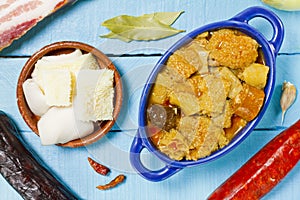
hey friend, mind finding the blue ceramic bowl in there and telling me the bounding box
[130,6,284,182]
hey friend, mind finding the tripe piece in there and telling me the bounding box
[176,40,209,74]
[206,29,259,69]
[231,84,265,121]
[22,78,50,116]
[217,67,243,99]
[41,69,72,106]
[38,106,94,145]
[166,53,198,79]
[74,69,114,122]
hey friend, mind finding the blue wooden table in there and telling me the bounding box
[1,0,300,199]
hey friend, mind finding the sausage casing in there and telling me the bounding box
[208,119,300,199]
[0,111,78,200]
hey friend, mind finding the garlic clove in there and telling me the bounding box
[280,81,297,125]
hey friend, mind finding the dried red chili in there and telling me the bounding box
[96,174,126,190]
[208,119,300,199]
[88,157,110,176]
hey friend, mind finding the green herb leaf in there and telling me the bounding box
[100,32,132,42]
[143,11,184,25]
[101,11,185,42]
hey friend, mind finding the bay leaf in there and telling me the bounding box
[143,11,184,25]
[100,32,132,42]
[101,12,185,42]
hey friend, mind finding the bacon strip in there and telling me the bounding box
[0,0,77,51]
[0,1,43,24]
[0,0,17,12]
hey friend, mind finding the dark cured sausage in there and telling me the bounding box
[208,119,300,199]
[0,111,78,200]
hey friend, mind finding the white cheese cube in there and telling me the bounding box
[94,69,114,120]
[41,69,72,106]
[32,51,99,91]
[74,69,114,122]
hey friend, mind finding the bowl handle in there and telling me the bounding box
[130,131,182,182]
[230,6,284,55]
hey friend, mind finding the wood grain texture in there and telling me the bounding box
[1,55,299,132]
[0,0,299,56]
[1,0,300,199]
[1,130,299,200]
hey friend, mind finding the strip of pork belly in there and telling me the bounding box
[0,0,77,51]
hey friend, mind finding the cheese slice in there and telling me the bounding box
[74,69,114,122]
[94,69,114,120]
[32,51,99,91]
[41,69,72,106]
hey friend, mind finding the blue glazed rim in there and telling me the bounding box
[130,6,284,182]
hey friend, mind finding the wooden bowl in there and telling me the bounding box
[17,41,122,147]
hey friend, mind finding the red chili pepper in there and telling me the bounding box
[208,119,300,199]
[96,174,126,190]
[87,157,110,176]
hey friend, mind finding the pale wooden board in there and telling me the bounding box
[0,0,299,56]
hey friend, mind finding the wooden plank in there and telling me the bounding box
[1,1,300,200]
[258,54,300,129]
[0,0,299,56]
[1,129,299,200]
[0,55,300,132]
[0,58,29,130]
[0,56,160,132]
